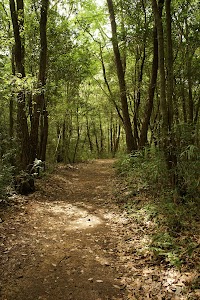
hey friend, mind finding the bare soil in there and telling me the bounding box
[0,159,199,300]
[0,160,127,300]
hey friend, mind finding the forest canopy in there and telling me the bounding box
[0,0,199,198]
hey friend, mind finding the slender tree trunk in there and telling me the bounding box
[30,0,49,163]
[72,108,80,163]
[107,0,136,152]
[94,126,100,156]
[181,81,187,123]
[39,107,49,161]
[139,26,158,148]
[185,17,194,123]
[86,117,93,152]
[166,0,173,128]
[194,98,200,125]
[9,0,30,170]
[139,0,165,149]
[134,0,147,146]
[10,46,15,140]
[152,0,168,137]
[99,116,104,154]
[113,124,121,156]
[152,0,179,186]
[166,0,178,184]
[100,44,124,124]
[134,45,146,146]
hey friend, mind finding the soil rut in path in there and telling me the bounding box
[0,160,127,300]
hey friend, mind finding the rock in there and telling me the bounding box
[14,173,35,195]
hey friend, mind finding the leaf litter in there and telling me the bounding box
[0,159,199,300]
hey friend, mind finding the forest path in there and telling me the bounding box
[0,159,128,300]
[1,160,197,300]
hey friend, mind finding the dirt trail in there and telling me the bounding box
[0,160,127,300]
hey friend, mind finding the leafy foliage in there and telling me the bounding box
[0,158,14,199]
[115,151,200,267]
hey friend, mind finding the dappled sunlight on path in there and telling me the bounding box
[0,160,126,300]
[0,159,198,300]
[33,202,102,231]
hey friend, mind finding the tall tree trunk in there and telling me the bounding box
[86,117,93,152]
[185,17,194,124]
[99,116,104,154]
[166,0,173,128]
[39,106,49,161]
[107,0,136,152]
[134,0,147,146]
[139,26,158,148]
[166,0,177,184]
[72,107,80,163]
[152,0,168,138]
[113,124,121,157]
[10,46,15,140]
[99,44,124,123]
[30,0,49,163]
[181,81,187,123]
[152,0,178,186]
[9,0,30,170]
[139,1,164,149]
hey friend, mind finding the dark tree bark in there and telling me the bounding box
[107,0,137,152]
[133,0,147,146]
[166,0,174,128]
[9,0,30,170]
[99,116,104,154]
[139,26,158,148]
[39,105,49,161]
[10,46,15,140]
[185,17,194,123]
[30,0,49,163]
[139,0,165,148]
[152,0,168,137]
[152,0,179,186]
[99,44,124,124]
[86,117,93,152]
[166,0,178,184]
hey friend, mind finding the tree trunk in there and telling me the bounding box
[39,107,49,161]
[139,26,158,148]
[10,46,15,140]
[152,0,168,137]
[166,0,173,128]
[99,44,124,123]
[133,0,147,146]
[166,0,178,184]
[30,0,49,163]
[113,124,121,157]
[9,0,30,170]
[107,0,136,152]
[185,17,194,123]
[86,117,93,152]
[139,0,165,149]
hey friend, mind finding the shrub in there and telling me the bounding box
[0,160,13,199]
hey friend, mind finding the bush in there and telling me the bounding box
[0,160,13,199]
[115,149,169,193]
[178,144,200,199]
[114,147,200,267]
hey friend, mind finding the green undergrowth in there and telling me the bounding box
[114,150,200,269]
[0,158,14,200]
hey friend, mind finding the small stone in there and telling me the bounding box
[88,278,93,281]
